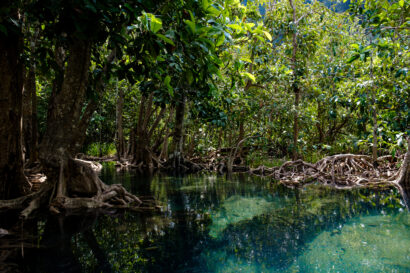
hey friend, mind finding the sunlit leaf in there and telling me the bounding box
[262,31,272,41]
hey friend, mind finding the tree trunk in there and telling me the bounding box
[293,89,300,160]
[127,129,135,159]
[23,65,38,164]
[1,36,141,216]
[115,80,124,161]
[236,120,245,163]
[26,40,141,214]
[289,0,300,161]
[159,107,174,160]
[133,131,153,168]
[22,69,33,162]
[39,39,92,164]
[30,66,39,164]
[170,97,186,171]
[369,42,378,162]
[38,39,95,200]
[132,93,155,168]
[397,139,410,206]
[217,128,223,150]
[0,11,30,199]
[316,101,324,143]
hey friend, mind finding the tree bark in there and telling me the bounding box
[397,139,410,206]
[132,93,153,168]
[158,107,174,160]
[369,41,378,162]
[30,66,39,163]
[22,68,33,162]
[115,80,124,161]
[39,39,92,164]
[23,65,38,164]
[170,97,186,170]
[0,9,30,199]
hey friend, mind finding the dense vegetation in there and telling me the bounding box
[0,0,409,212]
[0,1,409,272]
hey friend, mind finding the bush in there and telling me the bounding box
[85,142,117,157]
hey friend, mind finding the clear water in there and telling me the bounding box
[22,164,409,272]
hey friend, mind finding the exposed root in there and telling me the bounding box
[0,157,159,219]
[251,154,404,190]
[163,156,204,174]
[49,158,143,212]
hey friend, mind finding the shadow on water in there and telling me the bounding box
[2,165,409,272]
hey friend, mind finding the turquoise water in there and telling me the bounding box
[23,166,409,272]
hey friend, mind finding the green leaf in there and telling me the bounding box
[227,24,242,31]
[399,0,404,7]
[347,54,360,64]
[262,31,272,41]
[239,57,252,63]
[186,70,194,85]
[350,43,360,50]
[255,35,265,43]
[164,75,173,97]
[241,72,256,83]
[155,33,175,46]
[149,15,162,33]
[202,0,209,9]
[216,34,225,47]
[185,20,196,33]
[206,6,221,16]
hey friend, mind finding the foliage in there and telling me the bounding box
[14,0,408,161]
[84,142,117,157]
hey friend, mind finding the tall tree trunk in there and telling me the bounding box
[23,26,39,165]
[236,120,245,163]
[397,138,410,207]
[0,10,30,199]
[22,69,33,162]
[30,66,39,163]
[369,44,378,162]
[316,101,324,143]
[23,65,38,164]
[159,107,174,160]
[217,128,223,150]
[170,97,186,170]
[115,80,124,161]
[39,38,92,175]
[132,93,154,168]
[293,90,300,160]
[127,129,135,159]
[290,0,300,161]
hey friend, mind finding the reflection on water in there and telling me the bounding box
[20,165,408,272]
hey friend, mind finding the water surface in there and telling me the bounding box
[23,165,409,272]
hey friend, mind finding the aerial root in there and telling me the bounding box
[248,154,403,189]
